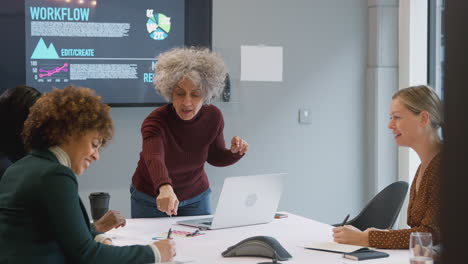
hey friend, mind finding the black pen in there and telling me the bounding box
[341,214,350,226]
[167,228,172,239]
[187,229,200,237]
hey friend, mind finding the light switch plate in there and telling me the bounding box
[299,108,312,124]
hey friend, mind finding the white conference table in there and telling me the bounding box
[107,212,409,264]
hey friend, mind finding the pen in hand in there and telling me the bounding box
[167,228,172,239]
[340,214,350,226]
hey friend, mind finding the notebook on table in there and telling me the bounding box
[176,173,286,230]
[303,242,389,261]
[303,241,364,253]
[343,248,389,261]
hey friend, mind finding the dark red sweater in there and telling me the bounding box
[131,104,243,201]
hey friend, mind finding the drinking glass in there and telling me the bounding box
[410,232,433,264]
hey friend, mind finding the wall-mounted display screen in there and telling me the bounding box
[18,0,212,106]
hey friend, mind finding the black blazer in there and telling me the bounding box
[0,152,13,181]
[0,150,155,263]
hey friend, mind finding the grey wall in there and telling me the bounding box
[78,0,369,224]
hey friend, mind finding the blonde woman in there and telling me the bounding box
[333,85,442,249]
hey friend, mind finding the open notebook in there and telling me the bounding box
[302,241,389,261]
[303,241,366,253]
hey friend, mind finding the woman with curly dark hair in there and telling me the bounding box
[0,86,175,263]
[0,85,127,234]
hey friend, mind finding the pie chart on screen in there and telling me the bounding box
[146,13,171,40]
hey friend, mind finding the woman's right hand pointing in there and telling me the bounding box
[156,184,179,216]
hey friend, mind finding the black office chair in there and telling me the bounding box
[333,181,409,230]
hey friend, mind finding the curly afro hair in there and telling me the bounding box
[22,85,113,150]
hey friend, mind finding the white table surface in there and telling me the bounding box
[107,212,409,264]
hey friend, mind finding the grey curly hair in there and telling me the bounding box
[154,47,227,103]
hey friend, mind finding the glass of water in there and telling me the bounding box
[410,232,433,264]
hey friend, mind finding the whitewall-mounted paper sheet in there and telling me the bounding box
[240,45,283,82]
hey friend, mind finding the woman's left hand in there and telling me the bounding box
[332,225,370,247]
[94,210,126,233]
[101,238,113,245]
[230,136,249,155]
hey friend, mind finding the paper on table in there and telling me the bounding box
[303,241,366,253]
[162,256,195,263]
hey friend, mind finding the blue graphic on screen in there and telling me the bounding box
[25,0,186,104]
[31,38,60,59]
[146,9,171,40]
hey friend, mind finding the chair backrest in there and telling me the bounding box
[347,181,409,230]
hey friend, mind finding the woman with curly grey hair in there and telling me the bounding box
[131,47,249,218]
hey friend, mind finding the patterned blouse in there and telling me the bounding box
[368,153,441,249]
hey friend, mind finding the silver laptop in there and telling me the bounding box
[176,173,286,230]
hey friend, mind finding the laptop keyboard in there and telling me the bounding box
[177,217,213,228]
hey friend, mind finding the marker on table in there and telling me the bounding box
[341,214,350,226]
[167,228,172,239]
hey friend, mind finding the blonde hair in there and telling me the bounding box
[392,85,443,129]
